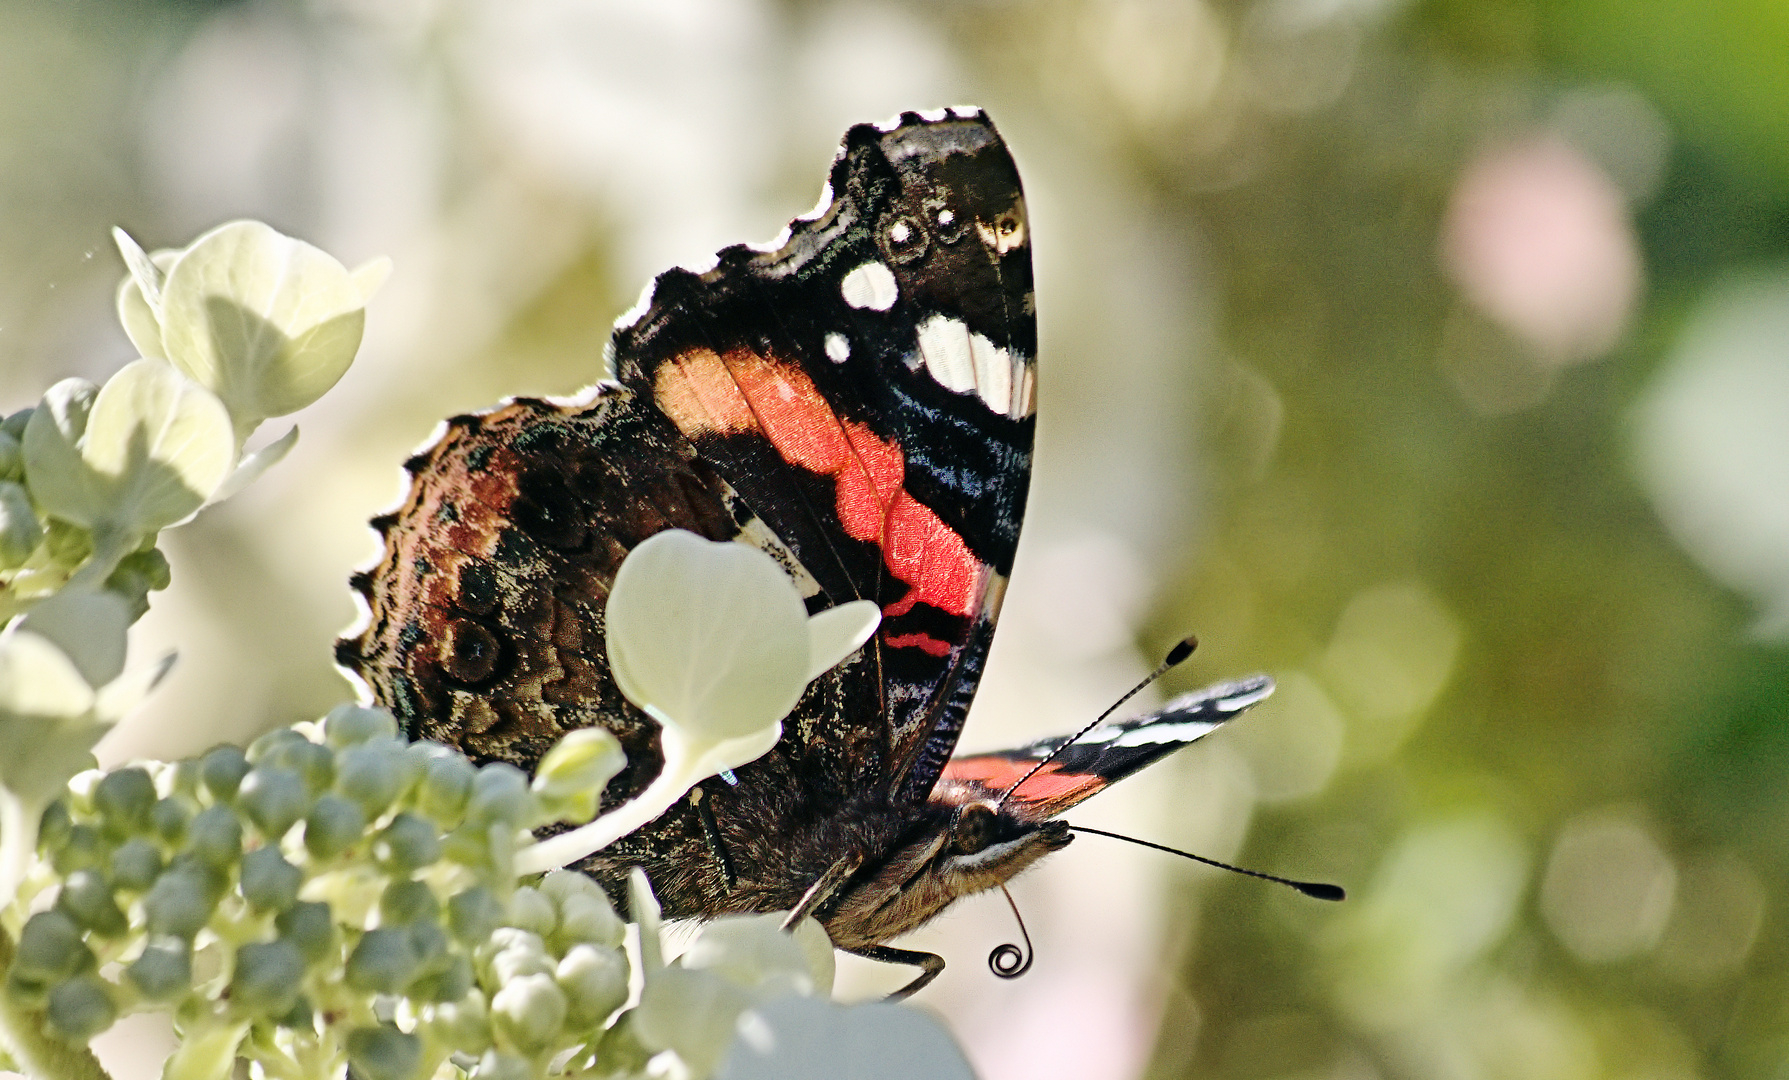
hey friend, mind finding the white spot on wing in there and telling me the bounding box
[916,315,1034,418]
[916,315,977,392]
[890,221,912,244]
[840,262,898,311]
[968,331,1012,412]
[824,333,850,363]
[1112,720,1223,748]
[916,106,949,123]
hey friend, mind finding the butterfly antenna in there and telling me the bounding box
[1068,825,1345,901]
[994,635,1199,810]
[987,885,1035,980]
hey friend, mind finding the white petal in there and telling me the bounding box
[0,631,95,718]
[606,530,809,741]
[209,425,299,505]
[80,360,236,534]
[804,600,880,682]
[17,589,129,688]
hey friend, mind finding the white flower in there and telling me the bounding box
[718,996,976,1080]
[114,222,390,444]
[515,531,878,873]
[22,362,235,545]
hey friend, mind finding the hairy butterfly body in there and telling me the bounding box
[338,109,1273,996]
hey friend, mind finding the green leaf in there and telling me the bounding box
[158,220,370,435]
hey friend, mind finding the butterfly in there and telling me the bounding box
[336,108,1275,997]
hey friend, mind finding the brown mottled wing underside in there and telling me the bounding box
[336,386,897,914]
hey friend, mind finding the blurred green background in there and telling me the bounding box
[3,1,1787,1078]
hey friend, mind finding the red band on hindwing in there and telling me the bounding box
[655,347,983,620]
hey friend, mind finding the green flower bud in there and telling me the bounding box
[200,745,251,802]
[12,911,94,987]
[94,767,157,836]
[336,741,405,818]
[556,944,628,1029]
[415,749,475,829]
[410,919,449,965]
[345,927,420,994]
[345,1025,423,1080]
[276,994,315,1032]
[447,887,504,946]
[237,767,307,840]
[324,704,398,747]
[42,518,91,569]
[1,407,30,440]
[126,935,192,1001]
[375,812,441,874]
[490,973,566,1054]
[303,792,367,860]
[56,869,128,937]
[276,901,336,966]
[144,868,220,939]
[407,952,472,1005]
[420,990,490,1055]
[483,929,553,986]
[461,758,529,826]
[229,940,305,1018]
[505,886,555,938]
[110,837,165,892]
[0,432,21,479]
[379,879,440,926]
[465,764,530,827]
[550,890,624,950]
[113,546,172,592]
[50,824,106,876]
[0,479,42,569]
[443,820,514,880]
[152,796,195,845]
[283,739,336,796]
[45,975,117,1043]
[239,846,303,912]
[247,727,307,765]
[38,800,73,854]
[105,547,172,622]
[531,728,625,826]
[184,805,242,869]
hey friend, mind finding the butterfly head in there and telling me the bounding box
[821,800,1071,951]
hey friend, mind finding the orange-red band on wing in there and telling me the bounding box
[942,757,1107,808]
[655,347,983,619]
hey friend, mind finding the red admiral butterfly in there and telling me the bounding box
[337,108,1280,997]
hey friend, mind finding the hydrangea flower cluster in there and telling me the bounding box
[0,222,979,1080]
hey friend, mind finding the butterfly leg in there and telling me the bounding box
[780,851,865,931]
[689,786,737,889]
[845,945,945,1001]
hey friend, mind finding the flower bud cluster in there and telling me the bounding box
[5,706,644,1079]
[4,711,974,1080]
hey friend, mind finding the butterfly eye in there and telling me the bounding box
[950,802,999,855]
